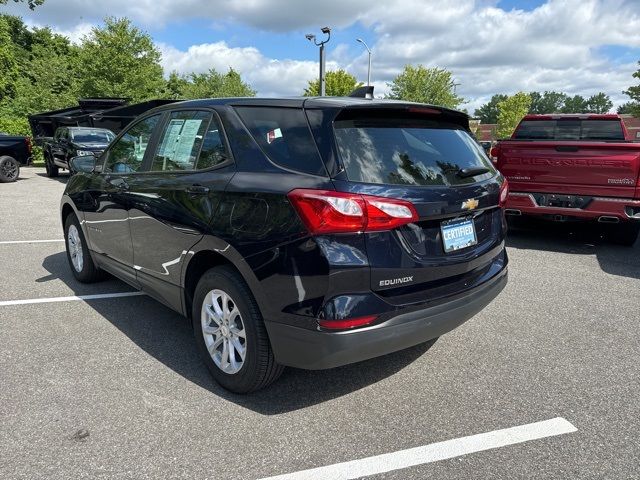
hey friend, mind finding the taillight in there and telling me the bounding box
[25,136,32,154]
[490,146,499,158]
[319,315,377,330]
[287,189,419,234]
[499,179,509,207]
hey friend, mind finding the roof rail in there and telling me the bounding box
[349,86,374,99]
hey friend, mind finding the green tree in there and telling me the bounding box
[162,71,188,99]
[0,0,44,9]
[387,65,464,109]
[180,67,255,99]
[474,94,507,123]
[77,17,165,101]
[303,69,362,96]
[561,95,588,113]
[0,16,18,100]
[617,102,639,115]
[528,91,567,114]
[623,61,640,116]
[496,92,531,138]
[585,92,613,113]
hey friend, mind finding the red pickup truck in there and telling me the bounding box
[492,114,640,245]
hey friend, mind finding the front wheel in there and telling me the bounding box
[193,266,284,393]
[45,155,59,177]
[0,156,19,182]
[64,213,104,282]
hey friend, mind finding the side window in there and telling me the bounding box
[104,114,160,174]
[234,107,326,176]
[150,110,228,172]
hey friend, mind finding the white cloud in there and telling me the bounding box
[158,42,340,97]
[7,0,640,111]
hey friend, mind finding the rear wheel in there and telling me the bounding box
[0,156,19,182]
[607,222,640,246]
[64,213,104,282]
[45,155,59,177]
[193,266,284,393]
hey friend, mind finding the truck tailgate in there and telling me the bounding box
[497,141,640,197]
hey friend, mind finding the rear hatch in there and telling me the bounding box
[499,118,640,197]
[328,106,507,302]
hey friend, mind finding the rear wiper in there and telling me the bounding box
[457,167,491,178]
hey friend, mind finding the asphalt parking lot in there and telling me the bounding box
[1,167,639,479]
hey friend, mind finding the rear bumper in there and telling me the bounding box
[265,267,507,370]
[506,192,640,222]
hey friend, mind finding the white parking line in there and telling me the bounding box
[0,239,64,245]
[259,417,577,480]
[0,291,146,307]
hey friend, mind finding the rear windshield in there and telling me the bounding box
[333,118,494,186]
[71,130,115,144]
[513,119,625,141]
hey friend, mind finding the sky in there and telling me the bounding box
[4,0,640,114]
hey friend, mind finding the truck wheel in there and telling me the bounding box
[64,213,105,282]
[193,266,284,393]
[0,156,20,182]
[609,223,640,247]
[45,155,59,177]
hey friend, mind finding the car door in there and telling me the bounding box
[82,113,163,286]
[51,128,67,165]
[127,109,236,311]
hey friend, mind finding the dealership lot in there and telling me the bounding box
[1,168,639,479]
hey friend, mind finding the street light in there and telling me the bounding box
[305,27,331,96]
[356,38,372,87]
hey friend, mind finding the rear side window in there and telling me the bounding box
[234,107,326,176]
[333,118,494,186]
[514,119,625,141]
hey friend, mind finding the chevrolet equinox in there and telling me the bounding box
[61,96,509,393]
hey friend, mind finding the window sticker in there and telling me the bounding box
[158,119,184,158]
[266,127,283,144]
[174,119,203,161]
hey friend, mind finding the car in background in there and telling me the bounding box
[493,114,640,245]
[44,127,115,177]
[0,133,32,183]
[60,97,509,393]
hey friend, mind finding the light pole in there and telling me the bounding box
[305,27,331,96]
[356,38,372,87]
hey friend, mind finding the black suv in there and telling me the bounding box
[61,97,509,393]
[45,126,115,177]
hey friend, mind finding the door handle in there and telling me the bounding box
[186,184,210,195]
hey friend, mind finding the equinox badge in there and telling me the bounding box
[461,198,479,210]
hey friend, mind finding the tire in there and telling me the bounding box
[45,154,59,177]
[608,222,640,247]
[64,213,104,282]
[193,266,284,393]
[0,156,20,182]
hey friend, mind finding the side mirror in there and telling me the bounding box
[69,154,98,174]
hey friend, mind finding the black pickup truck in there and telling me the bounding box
[0,134,32,182]
[43,126,114,177]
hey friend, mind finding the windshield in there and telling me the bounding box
[71,130,115,144]
[513,119,625,141]
[333,119,494,186]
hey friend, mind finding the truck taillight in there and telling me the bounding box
[25,136,32,154]
[490,145,499,158]
[499,179,509,208]
[287,189,419,235]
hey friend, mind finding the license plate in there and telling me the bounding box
[441,218,477,253]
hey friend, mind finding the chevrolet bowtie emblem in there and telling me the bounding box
[461,198,479,210]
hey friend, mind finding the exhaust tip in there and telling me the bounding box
[505,209,522,216]
[598,216,620,224]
